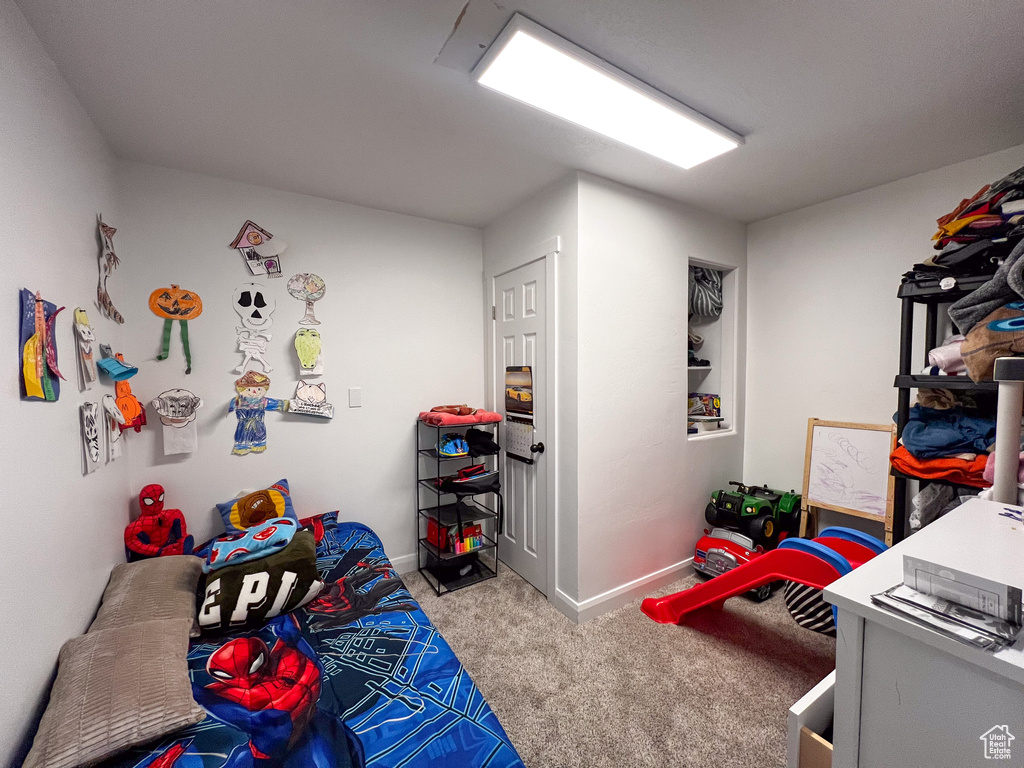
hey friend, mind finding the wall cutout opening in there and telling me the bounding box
[687,260,737,439]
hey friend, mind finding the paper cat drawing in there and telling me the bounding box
[296,381,326,404]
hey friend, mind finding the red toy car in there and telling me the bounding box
[693,527,774,601]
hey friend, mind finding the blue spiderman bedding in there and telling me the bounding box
[100,513,524,768]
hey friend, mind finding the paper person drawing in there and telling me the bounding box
[229,371,287,455]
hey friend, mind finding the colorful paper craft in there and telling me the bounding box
[80,402,100,474]
[229,371,287,456]
[287,273,326,325]
[73,308,97,390]
[96,344,138,381]
[229,220,286,277]
[151,388,203,455]
[233,283,275,373]
[114,355,146,433]
[101,394,125,462]
[294,328,323,376]
[96,216,124,324]
[288,381,334,419]
[19,289,65,401]
[149,284,203,374]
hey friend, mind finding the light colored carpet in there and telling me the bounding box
[405,566,835,768]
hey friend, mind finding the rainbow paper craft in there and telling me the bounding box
[19,289,65,401]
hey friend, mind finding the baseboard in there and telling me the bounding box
[557,557,694,623]
[391,552,418,575]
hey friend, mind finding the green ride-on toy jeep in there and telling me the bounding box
[704,481,802,547]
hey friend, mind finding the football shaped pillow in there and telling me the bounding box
[216,479,298,533]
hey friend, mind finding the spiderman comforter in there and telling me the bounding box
[100,513,525,768]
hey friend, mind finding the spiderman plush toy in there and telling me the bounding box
[124,484,194,562]
[192,615,364,768]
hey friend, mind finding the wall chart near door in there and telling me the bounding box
[504,366,534,463]
[19,288,64,401]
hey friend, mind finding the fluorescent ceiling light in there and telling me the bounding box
[473,14,742,170]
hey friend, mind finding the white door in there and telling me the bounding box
[493,260,547,593]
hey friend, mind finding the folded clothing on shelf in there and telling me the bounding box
[890,445,990,488]
[927,335,967,374]
[465,427,500,457]
[419,408,502,426]
[982,451,1024,487]
[899,405,995,459]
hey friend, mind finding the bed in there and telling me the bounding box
[98,513,525,768]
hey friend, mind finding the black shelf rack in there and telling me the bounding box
[416,419,502,595]
[892,275,996,540]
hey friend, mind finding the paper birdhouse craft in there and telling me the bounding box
[149,284,203,374]
[97,216,124,324]
[20,289,65,401]
[230,220,286,278]
[152,388,203,455]
[289,381,334,419]
[294,328,323,376]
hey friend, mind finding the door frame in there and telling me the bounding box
[487,236,560,600]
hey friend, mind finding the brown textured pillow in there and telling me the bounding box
[90,555,202,637]
[22,618,205,768]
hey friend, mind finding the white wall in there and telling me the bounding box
[574,174,747,614]
[745,144,1024,524]
[0,1,128,763]
[483,176,580,614]
[114,160,485,569]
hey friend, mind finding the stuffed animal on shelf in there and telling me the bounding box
[124,484,194,562]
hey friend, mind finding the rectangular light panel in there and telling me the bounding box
[473,15,741,170]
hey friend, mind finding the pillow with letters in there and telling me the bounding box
[216,478,298,534]
[197,529,322,632]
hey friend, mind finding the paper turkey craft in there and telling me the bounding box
[149,284,203,374]
[233,283,275,373]
[19,289,65,401]
[294,328,323,376]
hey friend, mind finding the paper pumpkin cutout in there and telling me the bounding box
[228,371,287,455]
[19,289,65,401]
[287,273,325,325]
[81,402,100,473]
[289,380,334,419]
[96,216,124,324]
[230,220,286,277]
[114,355,146,433]
[294,328,323,376]
[150,284,202,374]
[73,308,97,389]
[233,283,275,373]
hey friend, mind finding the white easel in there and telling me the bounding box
[992,357,1024,504]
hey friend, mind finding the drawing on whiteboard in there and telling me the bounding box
[807,426,890,515]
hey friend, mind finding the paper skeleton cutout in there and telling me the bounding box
[149,284,203,374]
[288,381,334,419]
[152,388,203,455]
[101,394,125,462]
[97,216,124,324]
[229,371,287,456]
[229,220,286,278]
[287,273,326,325]
[233,283,275,373]
[80,402,100,474]
[73,308,97,389]
[114,356,146,433]
[294,328,323,376]
[20,289,65,401]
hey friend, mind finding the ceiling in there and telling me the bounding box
[16,0,1024,228]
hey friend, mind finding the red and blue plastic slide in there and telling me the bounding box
[641,527,887,625]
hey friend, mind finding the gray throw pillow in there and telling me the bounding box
[90,555,202,637]
[22,618,205,768]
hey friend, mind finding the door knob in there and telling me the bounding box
[530,442,545,454]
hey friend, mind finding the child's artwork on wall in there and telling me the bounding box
[287,273,326,325]
[101,394,125,462]
[80,402,100,474]
[20,289,65,401]
[229,371,288,455]
[73,308,97,390]
[96,216,124,324]
[289,381,334,418]
[152,388,203,455]
[229,220,286,278]
[96,344,138,380]
[114,356,146,433]
[293,328,323,376]
[233,283,275,373]
[149,284,203,374]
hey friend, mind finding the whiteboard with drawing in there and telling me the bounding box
[803,420,896,522]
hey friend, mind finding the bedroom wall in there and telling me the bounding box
[114,160,485,571]
[0,1,129,763]
[744,144,1024,524]
[574,174,747,616]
